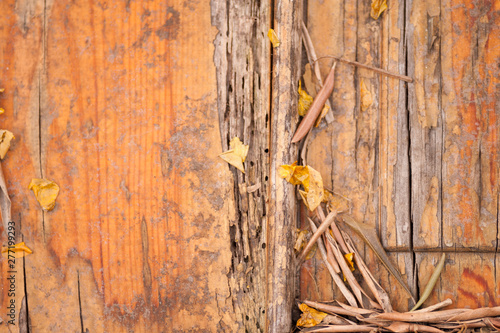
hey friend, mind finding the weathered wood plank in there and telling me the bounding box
[379,0,411,251]
[303,0,415,312]
[416,252,499,308]
[211,0,272,330]
[266,0,302,331]
[22,0,238,331]
[440,0,499,250]
[0,0,44,331]
[407,0,444,251]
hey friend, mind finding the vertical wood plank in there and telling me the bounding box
[440,0,499,250]
[407,0,444,251]
[267,0,302,331]
[0,0,43,331]
[211,0,272,330]
[379,0,411,251]
[22,0,238,331]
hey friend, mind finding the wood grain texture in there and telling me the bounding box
[0,0,44,331]
[2,0,239,331]
[303,0,415,312]
[416,253,499,309]
[440,0,499,250]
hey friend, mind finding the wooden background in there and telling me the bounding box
[0,0,498,332]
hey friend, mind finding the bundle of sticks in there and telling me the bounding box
[296,207,500,333]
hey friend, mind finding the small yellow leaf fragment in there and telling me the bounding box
[297,303,328,327]
[344,252,355,272]
[29,178,60,211]
[0,130,14,159]
[0,108,4,115]
[360,79,373,111]
[1,242,33,258]
[298,81,313,117]
[371,0,388,20]
[219,137,249,173]
[314,104,330,127]
[267,29,280,48]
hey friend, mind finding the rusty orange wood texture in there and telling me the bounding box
[0,0,244,331]
[302,0,499,312]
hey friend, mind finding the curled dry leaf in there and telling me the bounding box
[29,178,60,211]
[370,0,388,20]
[297,303,329,327]
[219,137,248,173]
[0,130,14,159]
[267,29,280,48]
[279,163,324,211]
[298,81,314,117]
[1,242,33,258]
[360,79,373,111]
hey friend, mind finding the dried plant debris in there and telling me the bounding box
[297,303,328,328]
[410,253,446,312]
[267,29,280,48]
[0,130,14,159]
[219,137,248,173]
[29,178,60,211]
[1,242,33,258]
[371,0,388,19]
[279,162,324,211]
[298,81,314,117]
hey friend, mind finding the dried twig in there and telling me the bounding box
[413,299,453,313]
[292,62,337,143]
[308,218,358,307]
[316,56,413,83]
[298,211,337,263]
[300,21,334,124]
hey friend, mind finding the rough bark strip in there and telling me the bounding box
[266,0,302,331]
[211,0,272,331]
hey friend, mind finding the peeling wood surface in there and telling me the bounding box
[302,0,499,313]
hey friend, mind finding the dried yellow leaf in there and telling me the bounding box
[280,163,324,211]
[344,252,355,271]
[1,242,33,258]
[29,178,60,211]
[371,0,388,20]
[314,104,330,127]
[298,81,313,117]
[0,130,14,159]
[0,108,4,115]
[297,303,328,327]
[360,79,373,111]
[219,137,249,173]
[267,29,280,48]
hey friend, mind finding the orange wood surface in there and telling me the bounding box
[1,0,238,331]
